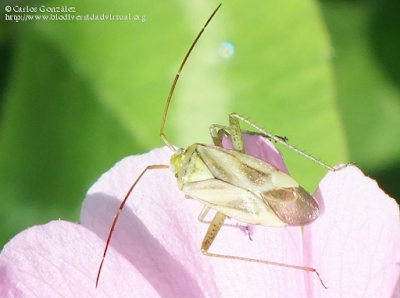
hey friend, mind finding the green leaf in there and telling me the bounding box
[0,1,347,248]
[321,0,400,200]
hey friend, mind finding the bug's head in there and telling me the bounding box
[170,144,198,187]
[170,148,185,177]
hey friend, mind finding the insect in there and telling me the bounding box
[96,3,350,288]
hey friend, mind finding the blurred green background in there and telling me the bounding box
[0,0,399,249]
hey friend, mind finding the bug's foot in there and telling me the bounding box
[334,162,356,171]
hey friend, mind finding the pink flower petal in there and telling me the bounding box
[81,135,309,297]
[3,133,398,297]
[0,220,161,297]
[303,166,400,297]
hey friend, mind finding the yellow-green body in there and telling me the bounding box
[171,143,319,227]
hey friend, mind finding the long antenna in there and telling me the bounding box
[160,3,222,151]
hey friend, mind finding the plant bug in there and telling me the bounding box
[96,3,350,288]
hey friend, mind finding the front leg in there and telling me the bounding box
[209,117,245,153]
[210,122,288,152]
[209,124,230,148]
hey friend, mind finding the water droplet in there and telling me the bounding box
[218,41,235,59]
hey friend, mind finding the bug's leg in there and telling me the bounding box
[230,113,353,172]
[209,124,231,147]
[210,119,245,153]
[198,206,212,223]
[243,129,289,143]
[210,124,288,145]
[201,212,328,288]
[96,164,169,288]
[201,211,227,252]
[228,115,245,153]
[198,206,249,230]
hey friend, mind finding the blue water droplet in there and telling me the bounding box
[218,41,235,59]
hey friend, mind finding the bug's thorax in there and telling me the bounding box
[170,143,209,189]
